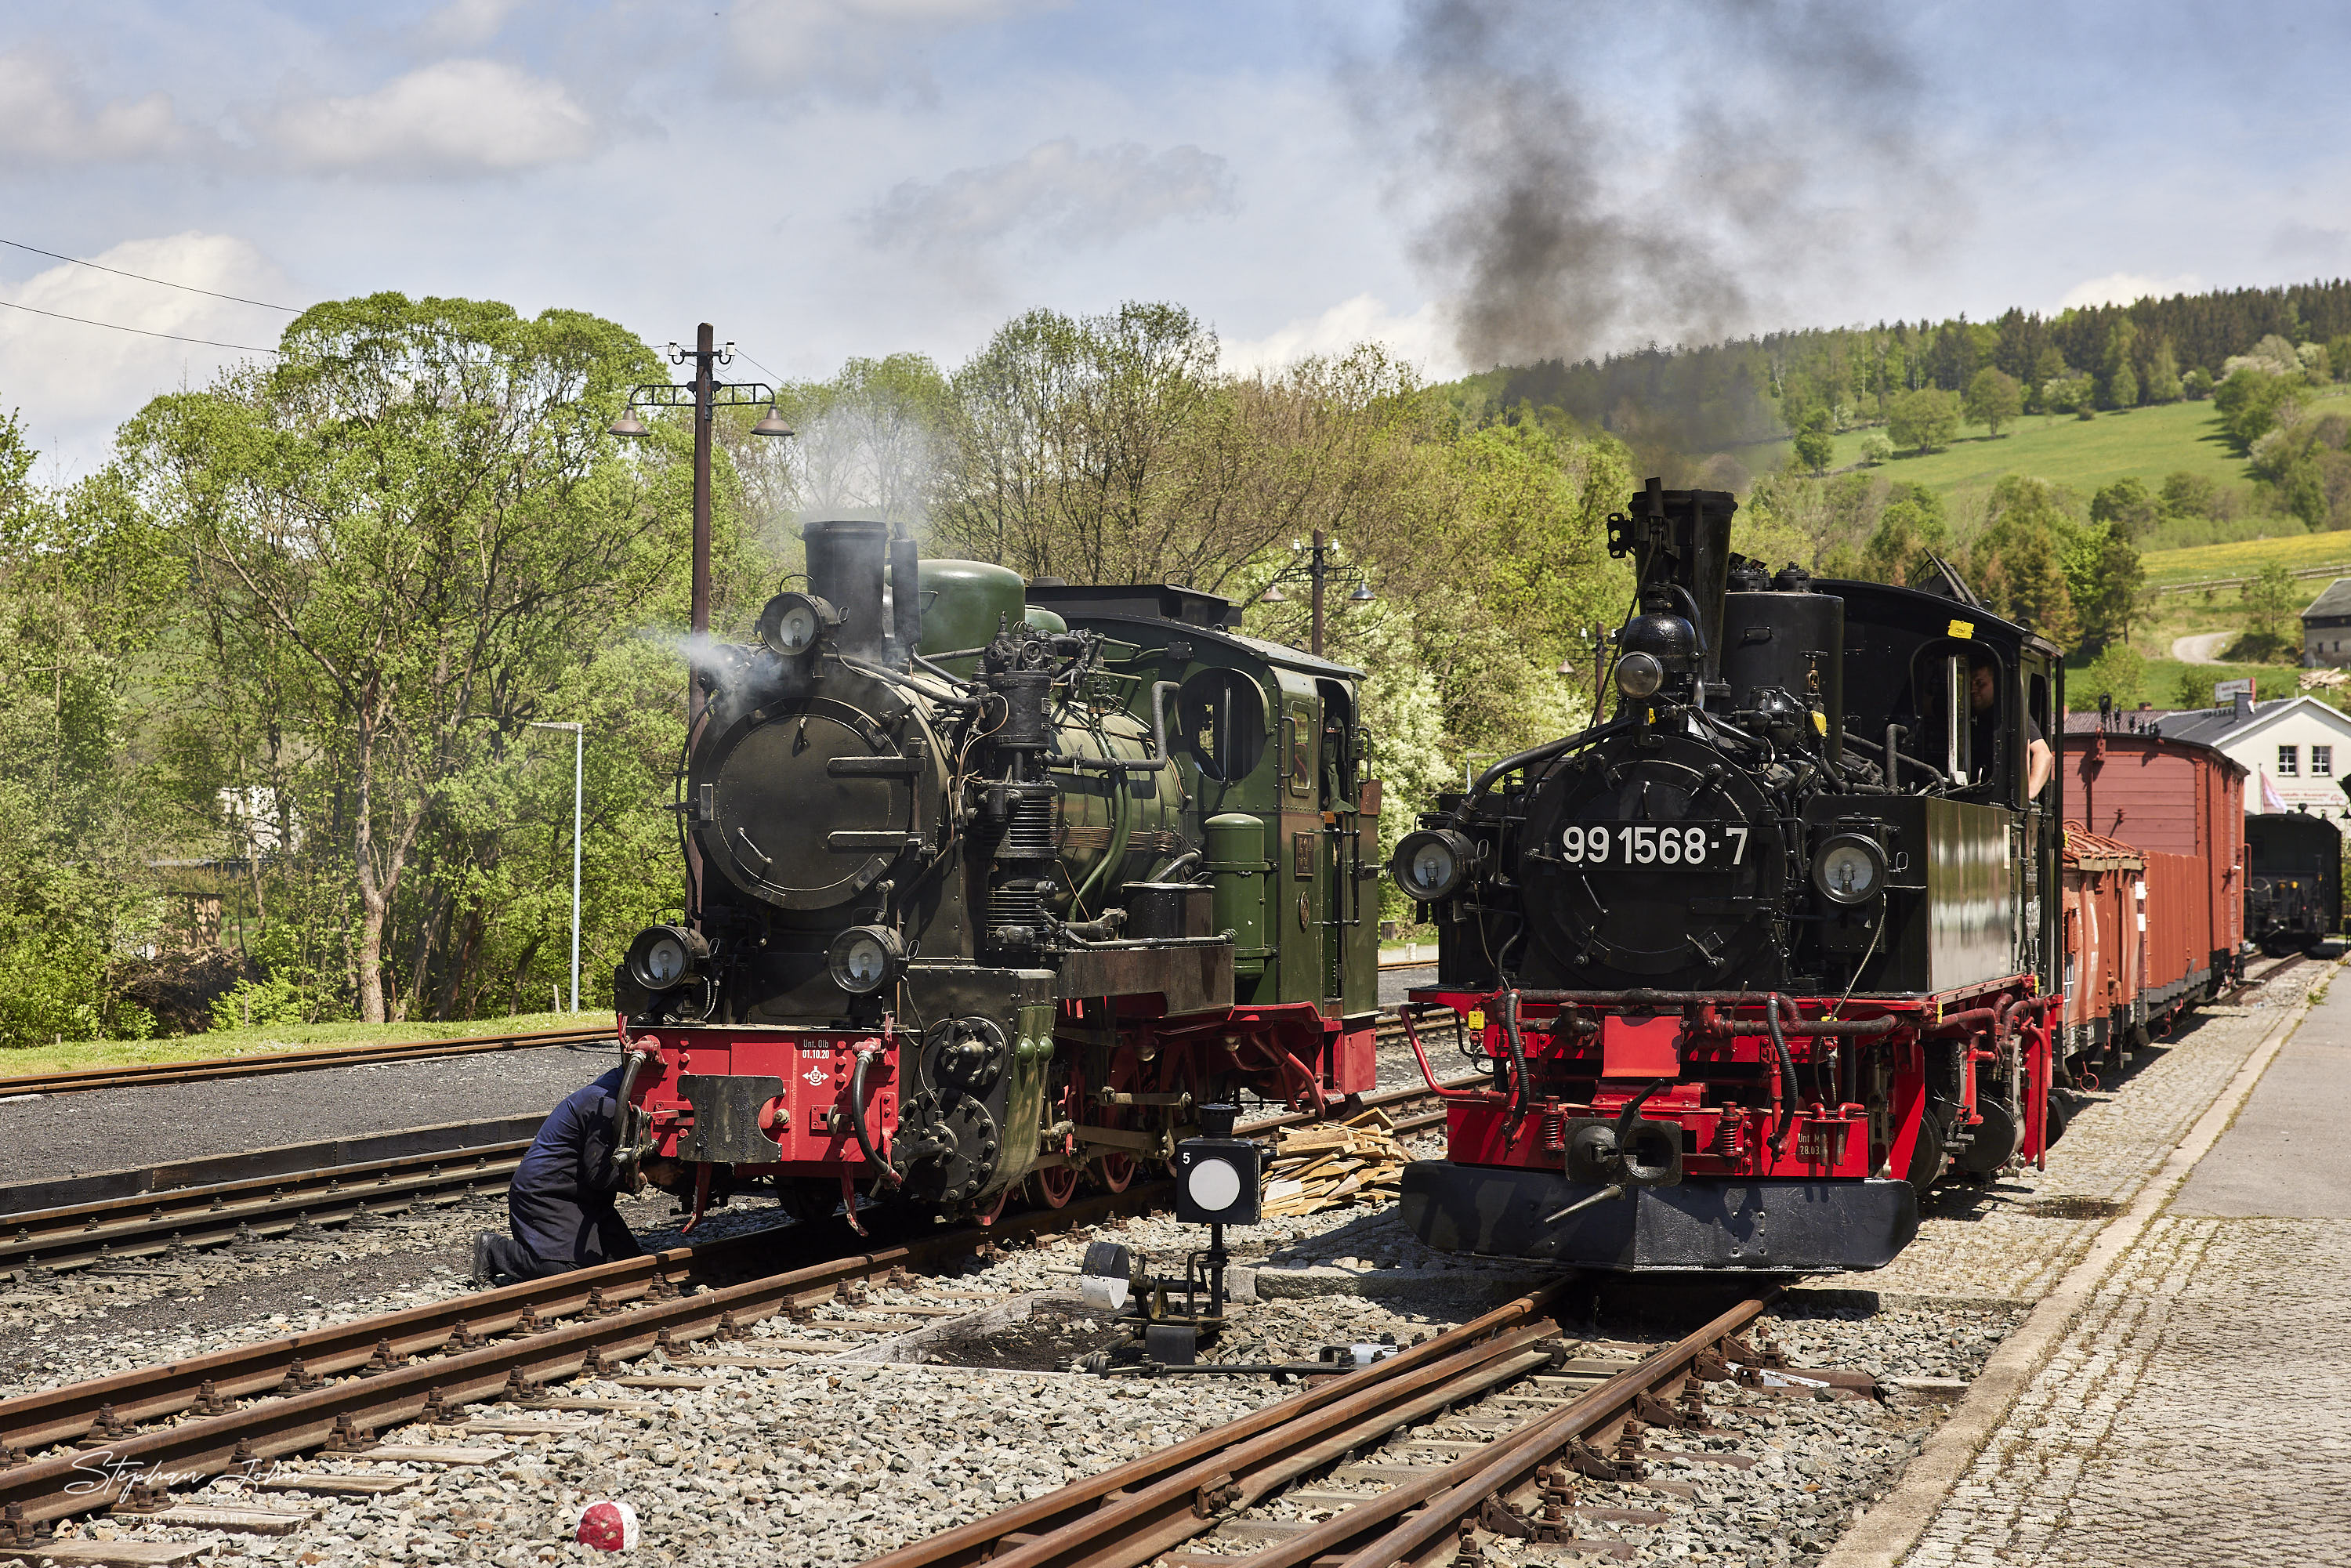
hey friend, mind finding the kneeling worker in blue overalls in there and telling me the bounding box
[473,1065,679,1286]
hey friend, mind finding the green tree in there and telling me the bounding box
[2214,368,2299,451]
[2100,318,2141,408]
[1962,368,2023,437]
[2330,335,2351,383]
[2027,346,2069,413]
[1857,483,1947,586]
[2161,471,2220,519]
[2090,477,2160,538]
[2067,523,2146,652]
[2143,338,2183,403]
[1886,388,1960,453]
[1968,476,2083,645]
[1790,408,1835,474]
[2241,560,2298,646]
[2082,641,2145,708]
[121,295,684,1023]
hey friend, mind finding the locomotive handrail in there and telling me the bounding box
[1459,715,1632,811]
[1395,1006,1491,1103]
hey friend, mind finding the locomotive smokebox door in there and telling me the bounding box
[1175,1103,1263,1226]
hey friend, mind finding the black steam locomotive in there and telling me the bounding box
[608,520,1381,1228]
[2246,812,2342,955]
[1390,480,2066,1273]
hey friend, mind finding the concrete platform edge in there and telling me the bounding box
[1820,959,2340,1568]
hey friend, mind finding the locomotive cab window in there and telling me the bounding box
[1178,668,1266,783]
[1317,679,1357,809]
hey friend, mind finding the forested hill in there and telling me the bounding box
[1442,277,2351,451]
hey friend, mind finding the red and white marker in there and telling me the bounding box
[576,1499,640,1552]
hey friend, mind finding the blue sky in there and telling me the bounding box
[2,0,2346,475]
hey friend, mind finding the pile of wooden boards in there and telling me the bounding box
[1260,1106,1409,1219]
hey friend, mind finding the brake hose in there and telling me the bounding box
[849,1048,902,1189]
[610,1047,650,1178]
[1500,989,1533,1138]
[1765,994,1801,1154]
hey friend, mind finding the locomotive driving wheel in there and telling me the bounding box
[1092,1151,1137,1193]
[1030,1163,1080,1208]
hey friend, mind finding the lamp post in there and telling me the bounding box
[529,721,584,1013]
[609,323,792,918]
[1257,530,1375,657]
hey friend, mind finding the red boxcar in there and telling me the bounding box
[2059,726,2246,1023]
[2060,828,2144,1067]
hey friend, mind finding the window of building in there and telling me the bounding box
[2279,744,2300,776]
[2317,745,2335,777]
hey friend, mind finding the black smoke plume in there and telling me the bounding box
[1360,0,1950,385]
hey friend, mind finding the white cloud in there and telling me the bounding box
[1219,294,1462,381]
[2058,271,2205,310]
[266,60,596,175]
[0,234,293,473]
[868,138,1235,253]
[0,53,187,162]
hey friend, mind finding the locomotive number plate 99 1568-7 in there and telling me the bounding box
[1559,823,1749,867]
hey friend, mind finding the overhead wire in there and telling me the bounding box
[0,237,302,312]
[0,296,283,354]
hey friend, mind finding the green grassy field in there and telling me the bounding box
[1824,397,2266,501]
[1750,383,2351,518]
[0,1009,592,1079]
[2141,531,2351,588]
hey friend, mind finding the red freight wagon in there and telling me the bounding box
[2059,726,2246,1019]
[2060,828,2144,1069]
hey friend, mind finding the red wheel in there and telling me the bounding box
[1031,1164,1080,1209]
[1095,1152,1137,1193]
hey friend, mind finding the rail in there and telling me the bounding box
[0,1024,611,1099]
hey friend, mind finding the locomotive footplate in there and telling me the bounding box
[1399,1161,1918,1273]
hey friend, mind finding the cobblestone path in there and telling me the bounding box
[1898,965,2351,1566]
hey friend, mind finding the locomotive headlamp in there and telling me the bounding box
[626,925,708,990]
[827,925,906,994]
[1615,651,1665,699]
[757,591,840,657]
[1811,835,1887,905]
[1392,828,1477,902]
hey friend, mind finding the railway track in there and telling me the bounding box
[849,1285,1873,1568]
[1,1128,534,1278]
[0,1023,611,1099]
[0,1077,1459,1543]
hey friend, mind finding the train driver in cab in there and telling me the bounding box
[1970,650,2053,800]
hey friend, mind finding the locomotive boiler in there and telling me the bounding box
[1390,480,2066,1272]
[610,520,1380,1227]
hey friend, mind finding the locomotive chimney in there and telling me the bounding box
[889,530,921,669]
[1616,480,1736,688]
[803,519,891,665]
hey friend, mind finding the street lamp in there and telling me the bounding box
[529,721,584,1013]
[1257,531,1375,657]
[608,324,794,719]
[609,323,792,920]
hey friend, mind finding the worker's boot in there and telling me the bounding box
[472,1232,503,1287]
